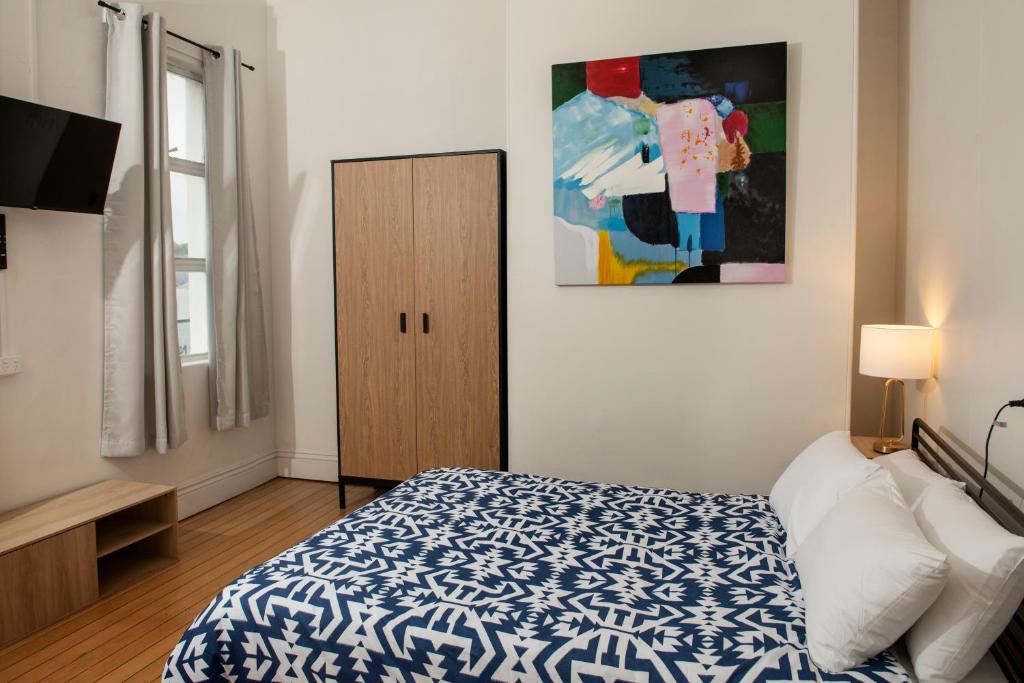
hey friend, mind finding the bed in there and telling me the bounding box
[164,467,909,682]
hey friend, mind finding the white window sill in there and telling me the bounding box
[181,356,209,368]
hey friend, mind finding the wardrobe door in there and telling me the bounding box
[413,153,501,471]
[333,159,417,480]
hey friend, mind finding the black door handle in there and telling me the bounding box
[422,313,430,334]
[399,312,406,334]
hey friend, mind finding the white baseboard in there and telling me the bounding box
[177,449,278,520]
[276,450,337,482]
[174,449,336,520]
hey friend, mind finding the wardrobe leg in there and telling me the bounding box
[338,479,346,509]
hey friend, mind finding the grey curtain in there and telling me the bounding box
[102,6,187,456]
[102,2,145,456]
[203,48,270,431]
[143,13,187,451]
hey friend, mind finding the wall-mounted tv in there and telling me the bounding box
[0,95,121,215]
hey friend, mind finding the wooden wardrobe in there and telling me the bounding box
[331,150,506,505]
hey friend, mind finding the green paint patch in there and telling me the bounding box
[738,101,786,154]
[632,118,651,136]
[552,63,586,110]
[717,172,731,199]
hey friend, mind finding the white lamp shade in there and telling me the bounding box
[859,324,935,379]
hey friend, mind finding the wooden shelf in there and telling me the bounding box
[0,480,179,647]
[0,480,176,555]
[98,549,177,597]
[95,519,174,558]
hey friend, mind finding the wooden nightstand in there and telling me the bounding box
[852,435,882,459]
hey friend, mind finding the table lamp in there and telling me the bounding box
[859,324,935,454]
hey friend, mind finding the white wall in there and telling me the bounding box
[0,0,275,516]
[265,0,508,479]
[1,0,887,509]
[901,0,1024,506]
[507,0,859,494]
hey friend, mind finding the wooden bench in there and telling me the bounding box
[0,480,178,647]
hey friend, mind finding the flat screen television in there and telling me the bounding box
[0,95,121,215]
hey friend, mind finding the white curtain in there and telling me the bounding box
[203,48,270,431]
[102,3,145,457]
[102,6,186,456]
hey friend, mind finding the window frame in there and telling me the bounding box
[167,49,211,366]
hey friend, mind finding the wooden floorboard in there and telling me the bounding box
[0,478,379,682]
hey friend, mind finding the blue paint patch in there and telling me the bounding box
[700,192,726,252]
[609,228,679,264]
[554,179,627,232]
[724,81,751,104]
[639,55,715,103]
[640,142,663,165]
[676,212,701,252]
[552,91,659,180]
[709,94,734,119]
[634,271,679,285]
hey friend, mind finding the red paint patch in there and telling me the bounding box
[723,110,749,143]
[586,57,641,98]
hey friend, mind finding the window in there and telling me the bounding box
[167,55,210,362]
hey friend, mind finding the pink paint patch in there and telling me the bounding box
[588,194,606,210]
[656,99,720,213]
[720,263,785,283]
[723,110,749,143]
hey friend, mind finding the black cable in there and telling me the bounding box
[981,403,1010,500]
[981,398,1024,500]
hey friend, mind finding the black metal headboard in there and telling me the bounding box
[911,419,1024,682]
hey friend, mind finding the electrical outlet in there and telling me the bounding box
[0,355,22,376]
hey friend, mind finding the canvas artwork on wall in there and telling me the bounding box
[552,42,787,285]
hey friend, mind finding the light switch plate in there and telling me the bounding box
[0,355,22,376]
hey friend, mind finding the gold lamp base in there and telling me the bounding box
[873,438,909,454]
[874,377,908,454]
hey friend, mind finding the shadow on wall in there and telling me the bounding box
[265,7,314,455]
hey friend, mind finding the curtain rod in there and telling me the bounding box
[97,1,255,71]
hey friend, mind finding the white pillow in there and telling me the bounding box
[906,484,1024,683]
[794,471,950,673]
[876,449,966,509]
[770,430,879,556]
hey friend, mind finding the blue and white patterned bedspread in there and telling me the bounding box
[164,468,908,682]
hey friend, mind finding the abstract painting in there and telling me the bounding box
[552,42,787,285]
